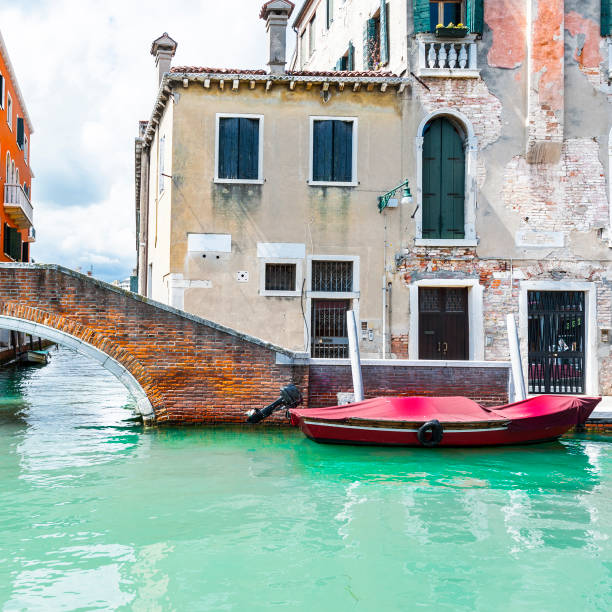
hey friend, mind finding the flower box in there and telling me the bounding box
[435,27,469,39]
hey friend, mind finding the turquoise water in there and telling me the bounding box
[1,348,611,611]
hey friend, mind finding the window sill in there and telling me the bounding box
[214,178,264,185]
[307,291,359,299]
[260,290,301,297]
[308,181,358,188]
[414,238,478,247]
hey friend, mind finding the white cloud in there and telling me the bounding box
[1,0,286,281]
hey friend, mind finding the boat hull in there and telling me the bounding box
[290,396,601,447]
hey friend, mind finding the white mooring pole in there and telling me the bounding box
[506,313,527,401]
[347,310,364,402]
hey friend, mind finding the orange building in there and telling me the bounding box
[0,29,34,263]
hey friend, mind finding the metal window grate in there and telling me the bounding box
[528,291,585,394]
[311,299,350,358]
[265,263,296,291]
[311,260,353,292]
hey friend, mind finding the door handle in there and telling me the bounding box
[437,342,441,353]
[442,342,448,354]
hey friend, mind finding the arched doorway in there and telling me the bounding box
[422,116,465,239]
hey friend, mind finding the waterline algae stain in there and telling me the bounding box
[0,347,611,610]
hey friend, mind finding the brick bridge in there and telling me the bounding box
[0,263,510,425]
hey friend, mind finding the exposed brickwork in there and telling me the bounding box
[390,334,409,359]
[504,139,609,234]
[308,364,509,409]
[0,265,308,425]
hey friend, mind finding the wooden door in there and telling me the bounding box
[419,287,468,360]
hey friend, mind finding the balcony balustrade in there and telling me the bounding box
[4,183,34,230]
[415,33,479,78]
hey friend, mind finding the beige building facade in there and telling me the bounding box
[136,1,612,397]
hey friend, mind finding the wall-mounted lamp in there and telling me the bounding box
[378,179,412,213]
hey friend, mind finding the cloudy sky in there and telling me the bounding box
[1,0,292,281]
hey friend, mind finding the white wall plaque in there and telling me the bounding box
[515,230,564,248]
[188,233,232,253]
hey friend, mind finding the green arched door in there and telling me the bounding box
[422,118,465,239]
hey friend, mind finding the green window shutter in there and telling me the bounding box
[218,117,239,179]
[332,120,353,182]
[313,120,333,181]
[348,42,355,70]
[602,0,612,36]
[466,0,484,35]
[363,18,377,69]
[380,1,389,65]
[422,120,442,239]
[422,118,466,238]
[327,0,333,29]
[238,118,259,180]
[440,120,465,239]
[335,58,343,71]
[16,117,24,149]
[413,0,431,33]
[2,223,8,256]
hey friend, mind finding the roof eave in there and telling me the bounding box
[0,29,34,134]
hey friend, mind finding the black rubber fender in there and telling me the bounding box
[417,419,444,447]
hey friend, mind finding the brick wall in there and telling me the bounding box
[308,362,510,408]
[0,264,308,425]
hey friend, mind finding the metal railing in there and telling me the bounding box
[3,183,33,228]
[416,34,479,77]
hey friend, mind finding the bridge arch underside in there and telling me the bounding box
[0,315,155,423]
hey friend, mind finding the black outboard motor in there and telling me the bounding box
[246,384,303,424]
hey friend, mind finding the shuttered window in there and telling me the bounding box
[3,223,22,261]
[422,117,465,239]
[380,1,389,65]
[158,135,165,193]
[217,116,261,181]
[311,119,355,184]
[16,117,24,150]
[603,0,612,36]
[348,42,355,70]
[363,17,378,69]
[415,1,483,34]
[0,74,4,109]
[326,0,334,29]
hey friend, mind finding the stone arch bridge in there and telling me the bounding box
[0,263,309,425]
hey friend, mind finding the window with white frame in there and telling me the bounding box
[259,259,302,296]
[6,93,12,130]
[309,117,358,186]
[215,114,264,183]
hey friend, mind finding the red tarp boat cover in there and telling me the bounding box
[289,395,599,427]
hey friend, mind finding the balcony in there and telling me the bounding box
[415,33,479,78]
[4,183,33,229]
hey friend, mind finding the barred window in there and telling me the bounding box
[265,263,296,292]
[311,260,353,292]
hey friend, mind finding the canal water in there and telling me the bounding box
[0,346,611,610]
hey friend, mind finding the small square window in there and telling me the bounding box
[310,118,357,185]
[265,263,297,291]
[216,115,263,183]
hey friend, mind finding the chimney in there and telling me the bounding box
[150,32,178,87]
[260,1,295,75]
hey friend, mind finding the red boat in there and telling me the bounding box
[288,395,601,447]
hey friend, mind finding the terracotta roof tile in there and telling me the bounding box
[171,67,267,75]
[171,67,399,78]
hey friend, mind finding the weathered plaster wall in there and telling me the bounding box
[168,81,410,354]
[295,0,408,75]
